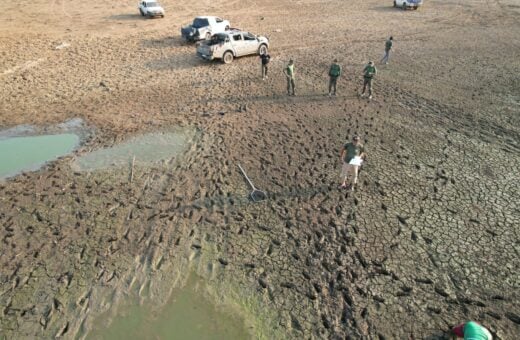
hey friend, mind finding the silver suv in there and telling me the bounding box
[181,16,230,42]
[196,30,269,64]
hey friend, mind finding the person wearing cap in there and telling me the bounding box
[361,61,377,99]
[339,136,366,190]
[381,36,393,64]
[452,321,492,340]
[328,59,342,96]
[283,59,296,96]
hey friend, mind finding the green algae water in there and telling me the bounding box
[87,274,253,340]
[0,133,79,179]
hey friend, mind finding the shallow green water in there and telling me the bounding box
[87,274,252,340]
[73,131,195,171]
[0,133,79,179]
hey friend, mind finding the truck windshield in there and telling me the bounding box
[146,2,159,7]
[192,18,209,28]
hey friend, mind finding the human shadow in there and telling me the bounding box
[177,182,336,213]
[423,330,452,340]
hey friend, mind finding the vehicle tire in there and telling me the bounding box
[139,9,144,16]
[393,1,397,7]
[205,32,211,40]
[258,44,268,55]
[223,51,234,64]
[402,2,407,9]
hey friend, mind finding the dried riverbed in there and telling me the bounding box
[1,0,519,338]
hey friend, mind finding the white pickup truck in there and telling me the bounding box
[181,16,230,42]
[138,0,165,18]
[196,29,269,64]
[394,0,423,10]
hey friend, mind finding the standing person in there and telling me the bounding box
[360,61,377,99]
[260,51,271,80]
[452,321,492,340]
[381,36,393,64]
[283,59,296,96]
[339,136,366,190]
[328,59,342,96]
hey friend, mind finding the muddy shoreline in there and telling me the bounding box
[1,0,520,338]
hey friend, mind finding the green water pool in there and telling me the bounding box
[0,133,79,179]
[87,274,253,340]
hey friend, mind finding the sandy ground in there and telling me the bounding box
[1,0,519,338]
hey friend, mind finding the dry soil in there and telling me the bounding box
[1,0,519,339]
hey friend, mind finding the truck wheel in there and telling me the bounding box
[402,2,407,9]
[258,44,268,55]
[393,1,397,7]
[139,9,144,16]
[223,51,234,64]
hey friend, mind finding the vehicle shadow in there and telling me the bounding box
[107,13,144,21]
[372,6,399,12]
[144,54,206,71]
[141,36,186,48]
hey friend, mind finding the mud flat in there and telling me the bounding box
[72,129,197,172]
[1,0,519,338]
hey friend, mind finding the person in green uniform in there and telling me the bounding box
[381,36,393,64]
[452,321,492,340]
[361,61,377,99]
[328,59,342,96]
[339,135,366,190]
[283,59,295,96]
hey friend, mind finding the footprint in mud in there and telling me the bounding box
[258,277,268,289]
[55,321,69,338]
[189,249,200,262]
[138,279,151,297]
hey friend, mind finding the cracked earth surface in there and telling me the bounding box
[1,0,519,338]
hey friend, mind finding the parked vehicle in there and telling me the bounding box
[138,0,165,18]
[181,16,230,42]
[394,0,423,9]
[196,29,269,64]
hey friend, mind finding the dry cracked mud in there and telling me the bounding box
[1,0,519,339]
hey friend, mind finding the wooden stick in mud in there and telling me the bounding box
[130,155,136,183]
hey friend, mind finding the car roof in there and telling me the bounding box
[223,28,250,34]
